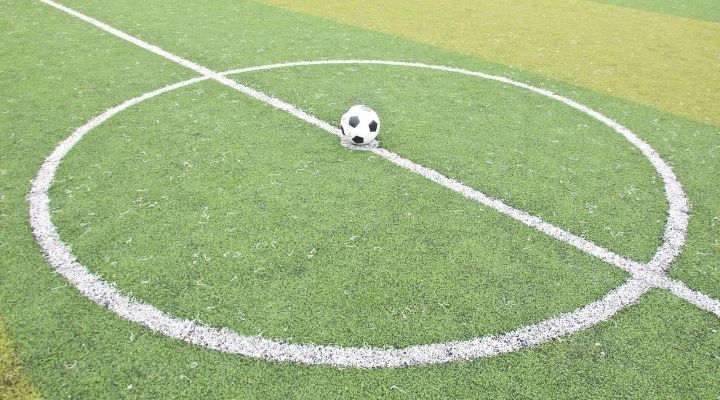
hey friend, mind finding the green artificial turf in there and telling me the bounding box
[49,78,627,347]
[235,64,667,261]
[1,0,719,398]
[51,0,720,298]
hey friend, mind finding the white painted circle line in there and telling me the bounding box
[28,60,715,369]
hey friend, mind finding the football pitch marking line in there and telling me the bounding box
[31,0,719,367]
[28,63,720,368]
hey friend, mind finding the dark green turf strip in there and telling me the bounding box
[1,0,719,398]
[591,0,720,22]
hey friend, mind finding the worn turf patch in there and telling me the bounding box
[0,320,40,400]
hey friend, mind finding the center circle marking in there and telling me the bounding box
[28,60,687,368]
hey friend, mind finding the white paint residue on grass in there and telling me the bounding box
[31,0,719,368]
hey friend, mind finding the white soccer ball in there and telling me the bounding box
[340,105,380,145]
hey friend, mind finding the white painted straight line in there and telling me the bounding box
[373,147,646,276]
[224,60,692,274]
[38,0,343,138]
[38,0,215,75]
[658,277,720,316]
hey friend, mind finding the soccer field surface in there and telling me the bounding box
[1,0,719,398]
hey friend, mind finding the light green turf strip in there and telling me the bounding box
[1,0,719,398]
[49,78,626,347]
[592,0,720,22]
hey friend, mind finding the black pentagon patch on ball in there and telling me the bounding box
[352,136,364,144]
[349,116,360,128]
[368,120,378,132]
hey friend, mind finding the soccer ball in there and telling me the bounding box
[340,105,380,145]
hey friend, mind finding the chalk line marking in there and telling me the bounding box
[30,0,719,367]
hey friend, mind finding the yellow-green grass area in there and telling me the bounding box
[260,0,720,127]
[0,320,40,400]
